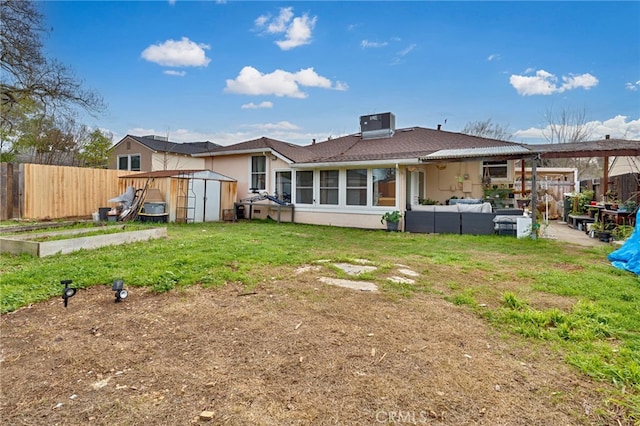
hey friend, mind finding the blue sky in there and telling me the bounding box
[40,1,640,146]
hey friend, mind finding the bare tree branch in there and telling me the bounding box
[461,118,512,141]
[1,0,105,137]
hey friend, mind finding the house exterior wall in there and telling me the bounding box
[109,136,205,172]
[204,154,406,229]
[109,137,153,171]
[150,152,205,171]
[421,162,486,204]
[207,154,283,199]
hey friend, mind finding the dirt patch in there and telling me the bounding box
[0,270,627,425]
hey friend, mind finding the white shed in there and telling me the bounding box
[118,169,237,223]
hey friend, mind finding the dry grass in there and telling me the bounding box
[1,261,627,425]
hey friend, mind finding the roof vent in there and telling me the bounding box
[360,112,395,140]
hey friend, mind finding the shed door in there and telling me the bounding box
[189,179,204,223]
[203,180,220,222]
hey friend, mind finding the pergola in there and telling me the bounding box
[421,138,640,239]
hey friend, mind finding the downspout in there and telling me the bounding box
[530,155,538,240]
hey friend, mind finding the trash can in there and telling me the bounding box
[235,204,245,220]
[99,207,111,221]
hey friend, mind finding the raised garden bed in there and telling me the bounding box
[0,224,167,257]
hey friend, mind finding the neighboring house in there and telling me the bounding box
[193,112,533,229]
[109,135,220,172]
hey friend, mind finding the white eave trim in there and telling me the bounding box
[192,148,293,164]
[193,148,270,157]
[420,145,532,161]
[291,159,421,168]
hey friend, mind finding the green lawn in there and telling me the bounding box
[1,220,639,420]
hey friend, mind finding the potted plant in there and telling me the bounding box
[591,219,612,242]
[381,210,402,232]
[613,224,634,241]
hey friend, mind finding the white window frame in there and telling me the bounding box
[250,155,266,191]
[482,160,509,182]
[319,169,339,205]
[294,170,314,205]
[345,168,368,206]
[117,154,141,171]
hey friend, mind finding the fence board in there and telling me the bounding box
[20,164,129,220]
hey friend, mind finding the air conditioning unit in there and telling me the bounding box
[360,112,395,133]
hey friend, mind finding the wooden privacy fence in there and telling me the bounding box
[1,163,129,220]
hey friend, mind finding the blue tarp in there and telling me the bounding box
[608,217,640,275]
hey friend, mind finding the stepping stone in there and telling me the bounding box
[397,268,419,277]
[319,277,378,292]
[333,263,377,276]
[388,276,415,284]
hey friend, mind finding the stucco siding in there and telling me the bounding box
[150,153,205,171]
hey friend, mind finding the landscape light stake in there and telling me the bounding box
[112,279,128,303]
[61,280,76,308]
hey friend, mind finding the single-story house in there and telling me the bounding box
[110,135,220,172]
[192,112,538,230]
[113,113,639,232]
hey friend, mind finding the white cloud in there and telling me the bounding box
[625,80,640,91]
[128,122,330,146]
[266,7,294,33]
[277,14,317,50]
[561,73,599,91]
[241,101,273,109]
[248,121,300,131]
[164,70,186,77]
[224,66,347,98]
[510,69,598,96]
[333,81,349,91]
[514,115,640,142]
[255,7,316,50]
[141,37,211,67]
[487,53,501,61]
[398,44,416,57]
[361,40,388,49]
[390,43,417,66]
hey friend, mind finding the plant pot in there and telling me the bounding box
[597,231,612,243]
[386,222,399,232]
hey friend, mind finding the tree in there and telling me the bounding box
[78,128,113,168]
[540,106,599,178]
[541,106,594,145]
[461,118,512,141]
[14,114,79,165]
[0,0,105,156]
